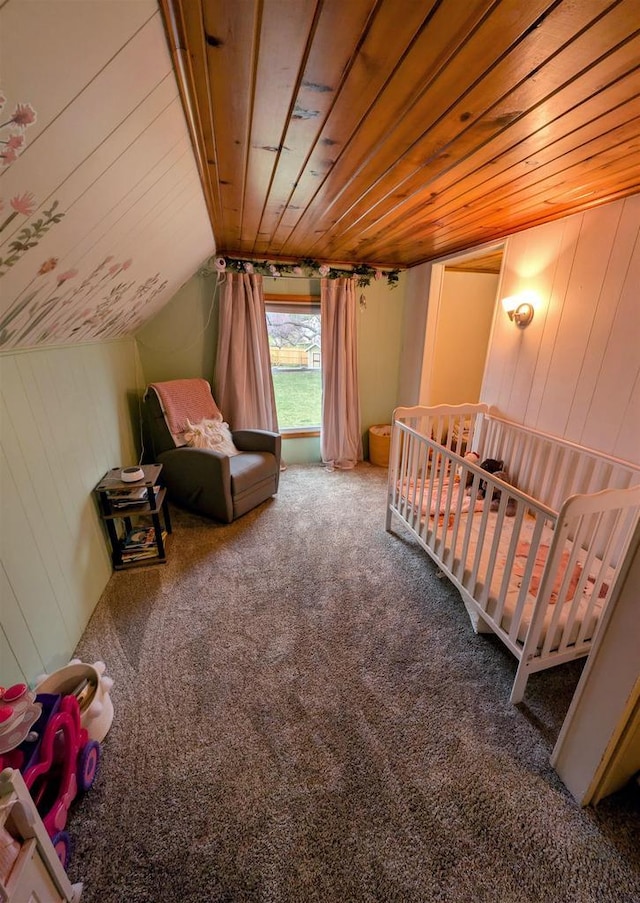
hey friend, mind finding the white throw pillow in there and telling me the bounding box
[182,418,240,456]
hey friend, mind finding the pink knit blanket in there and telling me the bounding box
[514,541,609,604]
[149,379,221,443]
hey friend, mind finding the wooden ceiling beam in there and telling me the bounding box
[159,0,221,234]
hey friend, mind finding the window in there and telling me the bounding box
[265,294,321,430]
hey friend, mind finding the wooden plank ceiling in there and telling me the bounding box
[161,0,640,269]
[445,249,504,274]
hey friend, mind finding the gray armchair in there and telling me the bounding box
[143,379,281,523]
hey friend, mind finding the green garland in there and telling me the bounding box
[199,255,401,288]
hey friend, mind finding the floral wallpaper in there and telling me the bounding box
[1,98,37,168]
[0,89,171,349]
[0,2,214,353]
[0,251,168,348]
[1,197,65,278]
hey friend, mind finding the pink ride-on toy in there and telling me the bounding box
[0,688,101,869]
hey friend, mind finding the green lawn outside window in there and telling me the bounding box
[272,369,321,428]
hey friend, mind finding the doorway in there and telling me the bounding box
[419,245,504,406]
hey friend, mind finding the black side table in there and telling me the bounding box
[94,464,172,569]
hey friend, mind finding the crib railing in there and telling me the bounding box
[387,410,640,703]
[387,417,557,652]
[481,412,640,510]
[391,403,490,460]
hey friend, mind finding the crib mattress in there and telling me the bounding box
[450,511,610,650]
[402,487,611,652]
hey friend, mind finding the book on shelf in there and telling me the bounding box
[121,545,166,562]
[123,526,166,549]
[107,486,152,506]
[120,526,167,560]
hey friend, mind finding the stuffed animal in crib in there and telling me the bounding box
[462,455,517,516]
[460,453,502,490]
[489,470,518,517]
[461,452,480,486]
[478,458,504,496]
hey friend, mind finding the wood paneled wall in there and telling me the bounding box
[1,339,141,684]
[481,194,640,464]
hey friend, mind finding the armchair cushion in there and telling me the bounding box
[158,446,231,520]
[230,452,276,496]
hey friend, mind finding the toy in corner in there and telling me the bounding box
[0,683,100,870]
[0,659,114,872]
[35,659,114,743]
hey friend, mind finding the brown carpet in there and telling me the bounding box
[68,464,640,902]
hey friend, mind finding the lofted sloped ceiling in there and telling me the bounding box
[162,0,640,269]
[0,1,214,352]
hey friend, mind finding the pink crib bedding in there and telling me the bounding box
[397,476,612,651]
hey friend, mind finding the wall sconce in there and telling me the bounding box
[359,293,367,312]
[501,292,535,328]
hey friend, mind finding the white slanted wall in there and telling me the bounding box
[0,1,213,350]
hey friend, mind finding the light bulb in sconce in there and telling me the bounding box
[501,291,536,328]
[359,293,367,312]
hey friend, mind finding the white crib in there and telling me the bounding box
[386,404,640,703]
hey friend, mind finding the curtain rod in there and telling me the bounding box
[198,255,402,288]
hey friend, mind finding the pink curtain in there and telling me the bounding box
[215,272,278,431]
[321,277,363,469]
